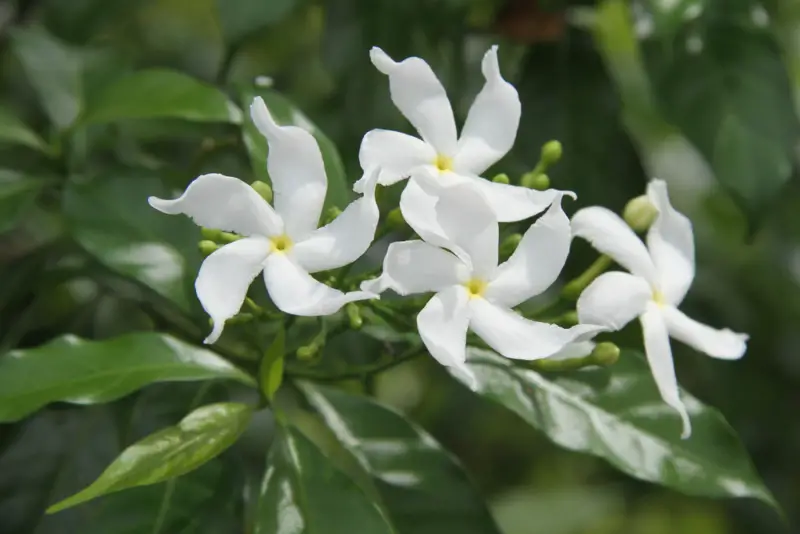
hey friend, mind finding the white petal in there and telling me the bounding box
[360,240,468,296]
[577,272,652,331]
[571,206,658,285]
[662,306,748,360]
[417,285,476,387]
[453,46,520,175]
[646,179,695,305]
[546,341,596,362]
[263,253,375,316]
[469,298,605,360]
[292,169,379,273]
[195,237,270,344]
[355,129,436,193]
[486,194,571,307]
[641,305,691,438]
[250,97,327,241]
[370,47,458,156]
[149,173,282,237]
[464,175,571,223]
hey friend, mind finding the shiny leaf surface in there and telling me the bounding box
[0,333,255,422]
[258,327,285,401]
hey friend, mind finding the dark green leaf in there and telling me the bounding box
[459,348,777,509]
[255,424,394,534]
[215,0,296,44]
[0,170,46,234]
[258,327,285,401]
[47,402,252,513]
[10,26,82,129]
[0,107,49,153]
[299,383,502,534]
[0,333,255,422]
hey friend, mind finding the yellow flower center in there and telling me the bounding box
[464,278,487,298]
[434,154,453,173]
[652,290,666,306]
[270,234,293,253]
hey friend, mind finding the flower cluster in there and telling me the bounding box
[149,46,748,438]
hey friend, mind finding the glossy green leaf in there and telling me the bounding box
[258,327,285,401]
[0,107,49,152]
[241,89,351,210]
[0,333,255,422]
[299,383,502,534]
[215,0,296,44]
[255,424,394,534]
[459,348,777,509]
[10,26,82,129]
[0,170,46,234]
[47,402,253,513]
[81,69,241,125]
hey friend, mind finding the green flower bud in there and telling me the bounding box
[201,227,222,241]
[199,240,219,256]
[623,195,658,232]
[296,344,318,360]
[218,231,241,243]
[492,173,510,184]
[500,233,523,258]
[541,140,563,166]
[251,180,273,203]
[227,312,254,325]
[386,207,407,230]
[324,206,343,225]
[590,342,620,366]
[346,303,363,330]
[521,172,550,190]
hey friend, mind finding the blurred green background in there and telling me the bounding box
[0,0,799,532]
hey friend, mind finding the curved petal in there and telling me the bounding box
[263,253,375,316]
[469,298,605,360]
[370,47,458,156]
[571,206,658,285]
[547,341,596,362]
[453,46,520,175]
[251,97,327,241]
[662,306,748,360]
[646,179,695,305]
[641,304,691,439]
[355,129,436,193]
[195,237,271,344]
[465,175,571,223]
[149,173,282,237]
[292,169,380,273]
[485,194,571,307]
[577,271,652,331]
[417,285,476,388]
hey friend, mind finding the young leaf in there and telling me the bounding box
[458,348,779,511]
[0,106,49,153]
[255,424,394,534]
[258,327,285,401]
[0,333,256,423]
[299,383,503,534]
[0,170,46,234]
[47,402,253,513]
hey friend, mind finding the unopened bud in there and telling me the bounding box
[590,342,620,366]
[541,140,562,166]
[386,207,407,230]
[623,195,658,232]
[201,227,222,241]
[346,303,363,330]
[199,240,219,256]
[521,172,550,191]
[492,173,510,184]
[500,233,523,258]
[324,206,342,225]
[251,180,273,203]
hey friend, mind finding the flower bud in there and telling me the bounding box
[386,207,407,230]
[198,240,219,256]
[346,303,363,330]
[623,195,658,232]
[323,206,343,225]
[521,172,550,190]
[251,180,273,203]
[492,173,510,184]
[499,233,523,258]
[590,342,620,366]
[201,227,222,241]
[296,344,318,360]
[541,140,563,166]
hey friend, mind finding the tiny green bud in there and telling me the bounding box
[324,206,343,225]
[251,180,273,203]
[346,303,363,330]
[556,311,578,326]
[201,227,222,241]
[623,195,658,232]
[492,173,510,184]
[541,140,563,166]
[590,342,620,366]
[227,312,254,325]
[199,240,219,256]
[386,207,407,230]
[218,231,242,243]
[500,233,523,258]
[522,172,550,190]
[296,344,318,360]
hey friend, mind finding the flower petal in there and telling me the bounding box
[370,47,458,156]
[646,179,695,305]
[662,306,748,360]
[453,46,520,175]
[195,237,271,344]
[465,175,570,223]
[641,304,691,439]
[485,194,571,307]
[149,173,282,237]
[355,129,436,193]
[571,206,658,285]
[417,285,476,388]
[360,240,468,296]
[250,97,327,241]
[292,169,380,273]
[547,341,596,362]
[469,298,605,360]
[263,253,375,316]
[577,271,652,331]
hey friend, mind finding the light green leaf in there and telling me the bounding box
[215,0,296,44]
[255,424,395,534]
[0,106,49,152]
[0,169,46,233]
[258,327,285,401]
[0,333,255,423]
[299,383,502,534]
[47,402,253,513]
[81,69,242,125]
[459,348,778,510]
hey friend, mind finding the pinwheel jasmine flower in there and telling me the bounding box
[362,185,603,385]
[355,45,569,248]
[149,97,380,344]
[573,179,748,438]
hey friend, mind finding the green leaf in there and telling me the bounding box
[241,88,351,210]
[459,348,778,509]
[63,169,201,311]
[255,424,394,534]
[81,69,242,125]
[10,26,82,129]
[215,0,296,44]
[47,402,253,513]
[0,106,49,153]
[0,170,46,234]
[258,327,285,401]
[299,383,502,534]
[0,333,255,422]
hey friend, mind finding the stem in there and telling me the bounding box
[562,255,613,300]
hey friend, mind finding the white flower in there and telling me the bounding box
[148,97,380,344]
[362,184,604,386]
[573,179,748,438]
[354,45,570,250]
